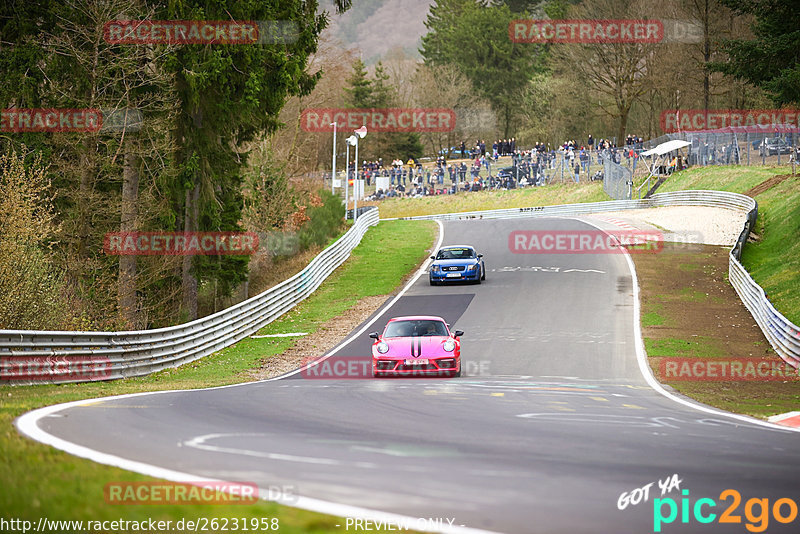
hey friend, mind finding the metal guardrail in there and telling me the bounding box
[0,209,381,385]
[386,190,800,369]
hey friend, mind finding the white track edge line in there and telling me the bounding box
[270,219,445,380]
[16,220,501,534]
[609,225,800,433]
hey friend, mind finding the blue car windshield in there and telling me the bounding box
[384,320,449,337]
[436,248,475,260]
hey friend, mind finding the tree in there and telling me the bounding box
[411,63,496,153]
[344,58,374,107]
[494,0,546,13]
[420,0,546,136]
[0,149,73,330]
[343,58,424,159]
[549,0,658,143]
[156,0,342,321]
[710,0,800,105]
[0,0,353,328]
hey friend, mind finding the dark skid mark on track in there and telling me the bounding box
[283,294,474,380]
[617,275,633,293]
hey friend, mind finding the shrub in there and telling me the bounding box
[298,190,345,250]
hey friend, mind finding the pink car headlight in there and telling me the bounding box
[376,342,389,354]
[443,339,456,352]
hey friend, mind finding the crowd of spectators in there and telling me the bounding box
[349,132,707,201]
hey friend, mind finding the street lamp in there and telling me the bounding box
[345,134,358,221]
[330,122,337,194]
[352,126,367,223]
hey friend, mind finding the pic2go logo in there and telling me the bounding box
[653,489,799,532]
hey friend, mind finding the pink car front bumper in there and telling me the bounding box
[372,355,460,377]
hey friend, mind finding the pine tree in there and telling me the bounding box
[344,59,374,108]
[711,0,800,106]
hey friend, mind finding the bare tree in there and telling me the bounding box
[411,63,496,154]
[551,0,659,143]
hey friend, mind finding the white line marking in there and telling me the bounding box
[273,220,445,379]
[184,433,345,465]
[16,220,500,534]
[574,218,800,434]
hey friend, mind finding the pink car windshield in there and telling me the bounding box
[384,320,448,338]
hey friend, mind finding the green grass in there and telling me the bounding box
[645,336,725,358]
[656,164,790,194]
[641,311,666,327]
[739,177,800,325]
[641,300,668,327]
[0,219,436,532]
[656,164,799,325]
[378,181,607,219]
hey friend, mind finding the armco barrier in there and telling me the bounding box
[0,208,380,385]
[386,190,800,369]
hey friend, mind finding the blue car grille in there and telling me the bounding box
[442,265,465,272]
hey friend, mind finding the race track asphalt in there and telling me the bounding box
[25,218,800,533]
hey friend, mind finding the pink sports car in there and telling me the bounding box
[369,316,463,377]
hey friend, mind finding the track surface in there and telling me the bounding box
[27,218,800,533]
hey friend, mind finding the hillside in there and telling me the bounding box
[319,0,433,63]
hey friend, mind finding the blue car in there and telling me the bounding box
[429,245,486,285]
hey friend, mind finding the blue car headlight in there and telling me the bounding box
[467,264,477,271]
[432,264,440,272]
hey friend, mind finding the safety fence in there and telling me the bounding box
[642,129,799,168]
[0,209,380,385]
[387,190,800,369]
[601,151,632,200]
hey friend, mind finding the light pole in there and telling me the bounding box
[330,122,337,194]
[345,134,357,221]
[352,125,367,223]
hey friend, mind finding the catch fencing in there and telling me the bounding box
[601,150,633,200]
[0,208,380,385]
[642,129,799,168]
[386,190,800,369]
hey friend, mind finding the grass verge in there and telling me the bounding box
[0,219,436,532]
[658,164,800,325]
[633,243,800,419]
[377,181,607,219]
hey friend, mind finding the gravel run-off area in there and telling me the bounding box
[585,206,748,246]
